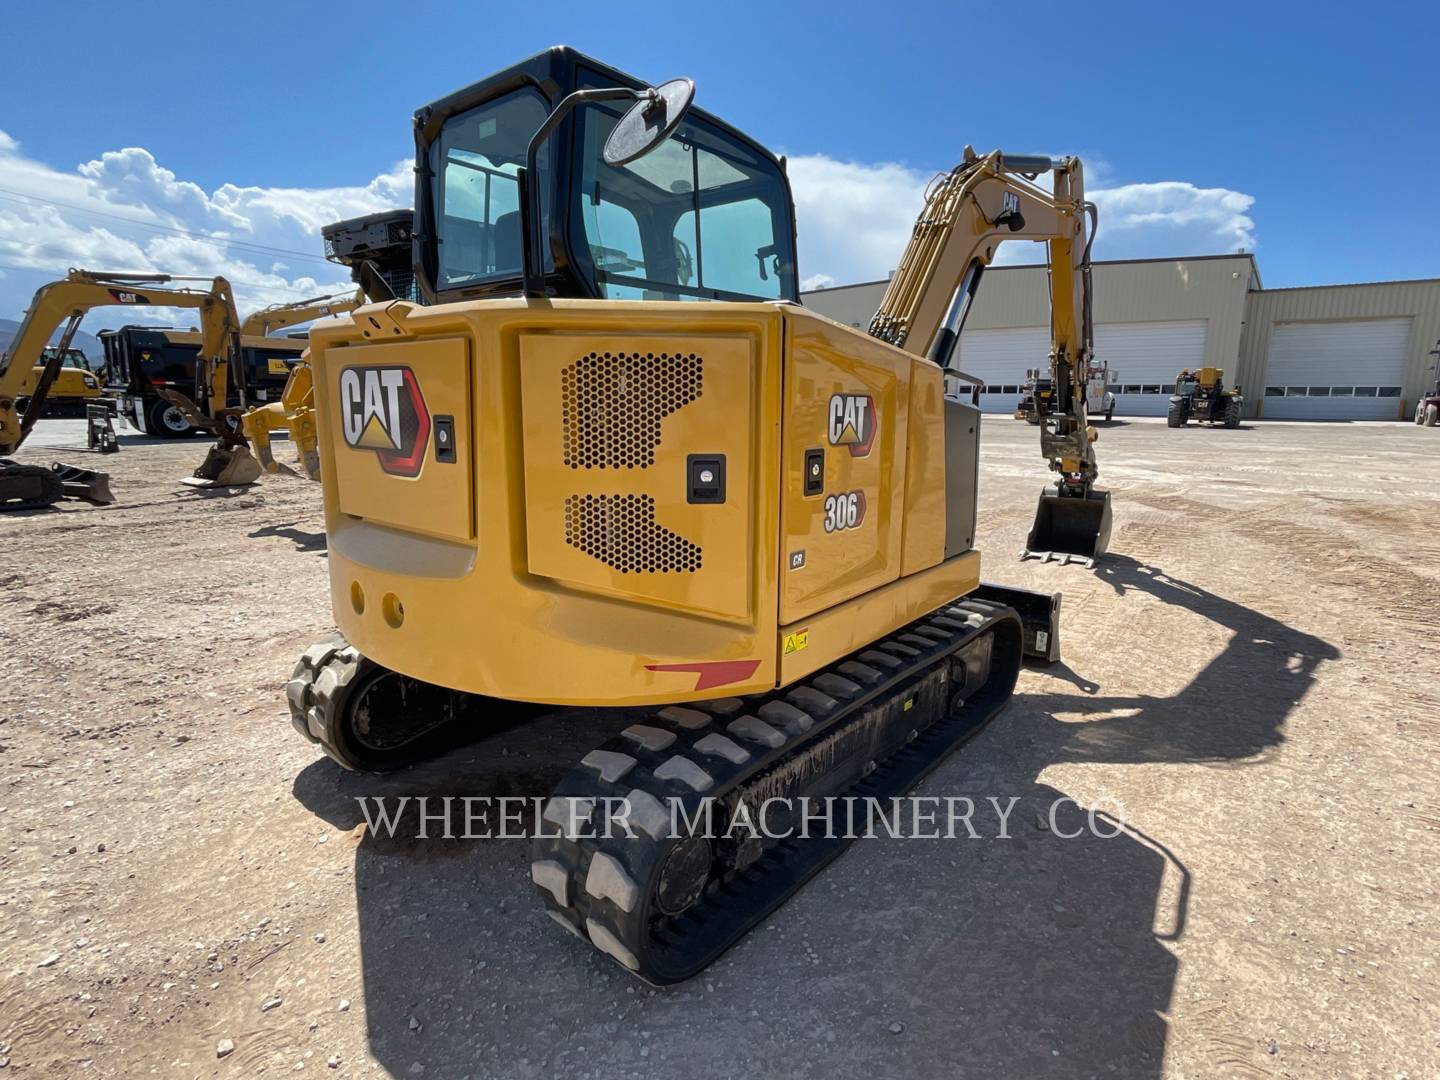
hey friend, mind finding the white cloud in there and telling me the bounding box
[785,154,1257,287]
[0,128,1257,331]
[787,155,930,291]
[0,128,408,331]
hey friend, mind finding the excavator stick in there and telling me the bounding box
[1023,484,1113,568]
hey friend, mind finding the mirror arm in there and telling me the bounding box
[522,87,647,297]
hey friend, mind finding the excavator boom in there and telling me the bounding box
[239,288,365,337]
[0,269,260,508]
[871,149,1111,565]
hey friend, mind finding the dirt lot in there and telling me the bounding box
[2,416,1437,1079]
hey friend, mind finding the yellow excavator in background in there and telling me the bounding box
[239,288,365,338]
[0,269,261,509]
[278,47,1112,983]
[229,239,411,479]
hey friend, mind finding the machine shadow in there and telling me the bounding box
[248,521,327,553]
[1034,555,1340,765]
[285,558,1335,1079]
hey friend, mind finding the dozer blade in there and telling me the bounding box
[180,445,263,489]
[1023,483,1112,569]
[51,463,115,504]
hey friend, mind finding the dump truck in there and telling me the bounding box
[101,325,306,438]
[277,47,1119,982]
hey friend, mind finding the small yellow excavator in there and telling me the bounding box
[14,347,109,417]
[279,48,1114,983]
[239,288,365,338]
[0,269,261,509]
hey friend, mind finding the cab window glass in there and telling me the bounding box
[436,89,549,288]
[575,100,794,301]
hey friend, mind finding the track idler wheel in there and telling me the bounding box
[285,636,542,772]
[287,637,465,771]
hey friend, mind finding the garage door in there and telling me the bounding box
[957,321,1209,417]
[955,326,1049,414]
[1097,321,1208,417]
[1262,318,1411,420]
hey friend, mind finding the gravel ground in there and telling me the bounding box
[1,415,1437,1079]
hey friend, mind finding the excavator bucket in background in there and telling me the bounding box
[180,444,263,489]
[1023,483,1113,568]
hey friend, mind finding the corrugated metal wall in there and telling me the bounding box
[802,255,1257,374]
[1236,280,1440,418]
[802,261,1440,422]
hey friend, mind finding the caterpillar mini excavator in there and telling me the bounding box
[283,48,1112,982]
[0,269,259,509]
[239,288,365,338]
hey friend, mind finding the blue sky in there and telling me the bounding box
[0,0,1434,324]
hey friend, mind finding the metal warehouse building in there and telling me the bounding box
[802,256,1440,421]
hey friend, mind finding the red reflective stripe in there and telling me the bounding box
[644,660,762,692]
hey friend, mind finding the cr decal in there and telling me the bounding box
[823,490,866,533]
[827,394,876,456]
[339,365,431,478]
[782,629,809,655]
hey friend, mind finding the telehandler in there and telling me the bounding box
[282,48,1111,982]
[0,270,261,509]
[1167,366,1242,428]
[1415,339,1439,427]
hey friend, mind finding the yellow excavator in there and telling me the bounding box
[0,269,261,509]
[281,47,1110,982]
[239,288,365,338]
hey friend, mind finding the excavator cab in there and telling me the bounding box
[413,49,798,306]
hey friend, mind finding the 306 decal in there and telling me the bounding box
[822,490,866,533]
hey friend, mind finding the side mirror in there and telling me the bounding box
[603,78,695,166]
[522,77,695,297]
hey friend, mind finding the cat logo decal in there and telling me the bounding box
[339,365,430,477]
[827,393,876,456]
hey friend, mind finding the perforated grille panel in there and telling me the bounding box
[562,351,703,469]
[564,495,702,574]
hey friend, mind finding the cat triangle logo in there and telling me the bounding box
[356,412,399,451]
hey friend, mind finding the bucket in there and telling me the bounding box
[1023,484,1112,567]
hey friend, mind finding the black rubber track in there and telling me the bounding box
[0,461,65,511]
[531,598,1024,984]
